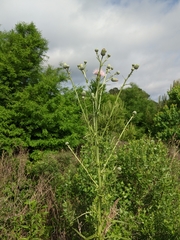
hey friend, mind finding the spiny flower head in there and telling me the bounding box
[111,77,118,82]
[132,64,139,70]
[77,63,85,71]
[101,48,107,57]
[93,69,105,77]
[63,63,70,69]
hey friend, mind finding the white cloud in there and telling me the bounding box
[1,0,180,101]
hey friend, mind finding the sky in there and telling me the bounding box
[1,0,180,101]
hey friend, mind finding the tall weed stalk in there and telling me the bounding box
[63,48,139,239]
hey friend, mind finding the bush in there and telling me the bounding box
[114,138,180,239]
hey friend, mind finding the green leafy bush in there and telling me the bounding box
[114,138,180,239]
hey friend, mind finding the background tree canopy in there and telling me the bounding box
[0,22,48,104]
[0,22,179,154]
[153,80,180,142]
[0,22,85,154]
[109,83,158,137]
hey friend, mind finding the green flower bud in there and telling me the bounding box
[78,63,85,71]
[82,90,86,96]
[132,64,139,70]
[117,166,122,171]
[134,64,139,69]
[107,64,111,69]
[63,63,70,69]
[111,77,118,82]
[116,71,120,75]
[132,111,137,115]
[107,54,111,58]
[95,49,99,53]
[101,48,107,56]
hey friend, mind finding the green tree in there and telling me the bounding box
[0,23,85,153]
[167,80,180,108]
[153,80,180,141]
[110,83,158,136]
[0,22,48,105]
[0,66,85,153]
[154,104,180,141]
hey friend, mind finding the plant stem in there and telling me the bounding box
[102,69,134,137]
[102,114,135,172]
[94,69,103,239]
[67,144,97,187]
[68,74,94,134]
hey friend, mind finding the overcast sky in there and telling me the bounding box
[1,0,180,101]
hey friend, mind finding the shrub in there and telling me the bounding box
[114,138,180,239]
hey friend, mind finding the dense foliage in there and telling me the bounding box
[153,80,180,142]
[0,22,48,105]
[110,83,158,137]
[0,23,85,154]
[1,139,180,239]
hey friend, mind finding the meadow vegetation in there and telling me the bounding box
[0,22,180,239]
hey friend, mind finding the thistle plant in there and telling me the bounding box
[63,48,139,239]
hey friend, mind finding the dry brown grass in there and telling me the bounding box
[102,198,119,237]
[0,149,78,239]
